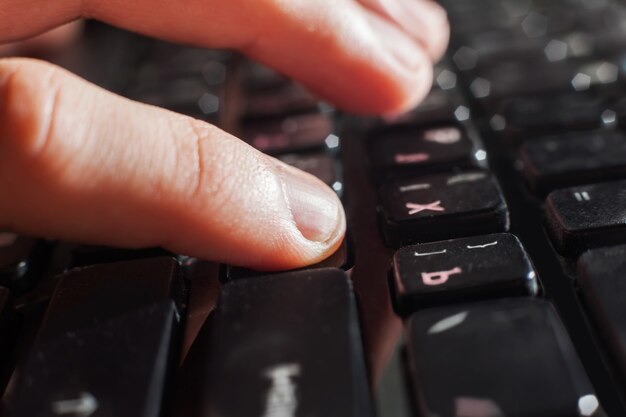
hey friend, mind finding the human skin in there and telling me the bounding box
[0,0,449,270]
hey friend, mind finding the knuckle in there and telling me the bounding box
[176,118,247,213]
[0,58,63,163]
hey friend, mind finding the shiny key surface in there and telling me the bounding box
[0,234,44,293]
[199,268,373,417]
[406,299,602,417]
[5,258,184,417]
[392,233,538,315]
[0,287,15,394]
[579,245,626,388]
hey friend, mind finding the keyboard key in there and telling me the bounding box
[6,257,184,417]
[278,152,342,195]
[369,124,481,176]
[546,180,626,255]
[521,129,626,195]
[406,299,601,417]
[379,171,509,247]
[499,91,609,138]
[69,245,172,268]
[200,268,373,417]
[0,286,12,339]
[381,88,460,126]
[223,234,354,281]
[579,245,626,383]
[392,233,538,315]
[467,59,577,103]
[243,83,320,119]
[241,112,336,155]
[0,233,47,293]
[0,287,15,395]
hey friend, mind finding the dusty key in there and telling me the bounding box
[379,171,509,247]
[5,257,184,417]
[546,180,626,255]
[392,233,538,315]
[406,299,602,417]
[520,129,626,196]
[199,268,373,417]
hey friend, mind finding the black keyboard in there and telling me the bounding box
[3,0,626,416]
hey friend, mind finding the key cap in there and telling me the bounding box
[379,171,509,247]
[499,91,609,139]
[392,233,538,315]
[69,244,172,268]
[241,112,336,155]
[369,124,481,176]
[579,245,626,387]
[545,180,626,255]
[0,286,12,339]
[406,299,602,417]
[0,233,47,293]
[521,129,626,195]
[0,287,15,395]
[243,82,320,119]
[6,257,185,417]
[199,268,373,417]
[278,152,342,195]
[381,88,460,127]
[223,235,354,281]
[467,59,574,103]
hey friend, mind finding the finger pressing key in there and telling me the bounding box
[0,58,345,270]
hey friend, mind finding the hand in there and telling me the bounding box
[0,0,449,270]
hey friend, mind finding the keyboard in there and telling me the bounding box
[2,0,626,416]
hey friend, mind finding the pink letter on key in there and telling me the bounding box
[421,267,463,286]
[395,153,430,164]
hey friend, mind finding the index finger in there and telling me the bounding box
[0,0,447,114]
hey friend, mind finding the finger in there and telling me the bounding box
[0,21,83,56]
[0,58,345,270]
[0,0,442,114]
[358,0,450,61]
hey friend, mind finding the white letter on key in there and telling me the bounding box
[262,364,301,417]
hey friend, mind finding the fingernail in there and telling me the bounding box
[400,0,449,59]
[277,163,343,243]
[367,14,425,73]
[405,0,448,26]
[384,31,424,72]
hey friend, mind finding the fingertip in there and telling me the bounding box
[241,161,347,271]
